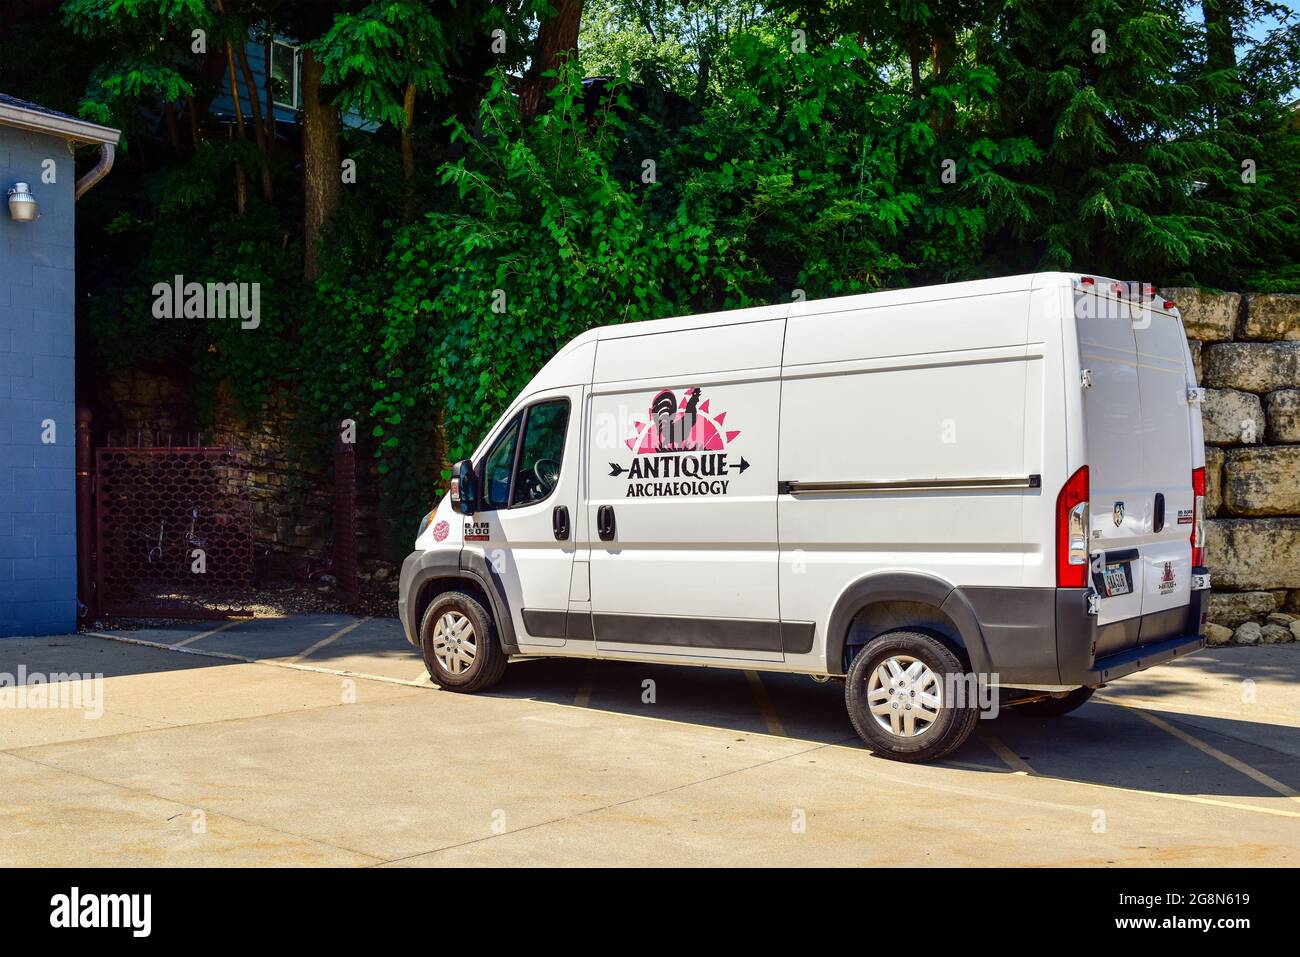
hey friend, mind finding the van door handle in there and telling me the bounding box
[597,505,616,542]
[552,505,569,541]
[1153,493,1165,533]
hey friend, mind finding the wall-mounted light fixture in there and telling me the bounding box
[7,182,37,221]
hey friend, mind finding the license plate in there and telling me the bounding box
[1103,562,1131,597]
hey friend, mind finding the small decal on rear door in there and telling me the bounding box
[1176,508,1194,525]
[1158,561,1177,594]
[608,387,750,497]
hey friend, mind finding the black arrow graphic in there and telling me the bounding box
[730,457,750,473]
[609,463,627,477]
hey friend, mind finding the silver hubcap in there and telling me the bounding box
[867,655,942,737]
[432,611,477,676]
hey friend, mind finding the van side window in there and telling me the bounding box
[480,418,520,510]
[511,400,569,507]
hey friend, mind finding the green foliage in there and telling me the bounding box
[308,66,745,523]
[2,0,1295,550]
[314,0,451,126]
[62,0,212,139]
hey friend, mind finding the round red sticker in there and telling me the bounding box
[432,520,449,542]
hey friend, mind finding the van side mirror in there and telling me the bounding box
[449,459,479,515]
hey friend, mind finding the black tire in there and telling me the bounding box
[1010,686,1094,717]
[845,630,980,763]
[419,590,508,693]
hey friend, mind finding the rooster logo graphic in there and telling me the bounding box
[624,387,741,454]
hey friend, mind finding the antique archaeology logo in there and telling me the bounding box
[1158,560,1177,595]
[609,387,748,497]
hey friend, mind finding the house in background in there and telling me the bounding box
[208,33,375,138]
[0,94,119,637]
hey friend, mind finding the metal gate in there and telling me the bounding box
[94,444,255,619]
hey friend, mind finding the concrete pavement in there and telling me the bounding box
[1,617,1297,866]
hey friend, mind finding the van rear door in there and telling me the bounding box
[1075,286,1146,652]
[1132,302,1195,638]
[1075,284,1194,653]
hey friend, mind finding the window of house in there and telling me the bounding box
[269,40,302,110]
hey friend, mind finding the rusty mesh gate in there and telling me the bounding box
[94,445,255,618]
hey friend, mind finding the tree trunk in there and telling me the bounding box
[230,128,248,214]
[185,97,202,149]
[264,32,276,142]
[1202,0,1238,72]
[401,81,416,221]
[224,38,248,214]
[929,23,957,133]
[302,49,341,282]
[518,0,584,120]
[163,103,181,152]
[236,40,274,202]
[908,37,923,97]
[693,47,711,107]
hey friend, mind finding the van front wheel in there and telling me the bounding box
[845,630,980,763]
[419,590,507,693]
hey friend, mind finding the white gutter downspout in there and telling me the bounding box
[74,142,115,200]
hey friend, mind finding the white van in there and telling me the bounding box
[398,273,1210,762]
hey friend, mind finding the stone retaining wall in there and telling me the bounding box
[96,371,389,566]
[1162,287,1300,645]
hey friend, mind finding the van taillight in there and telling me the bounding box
[1191,467,1206,566]
[1056,466,1090,587]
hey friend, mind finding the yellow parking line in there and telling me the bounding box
[1111,703,1300,802]
[171,620,241,647]
[977,728,1032,775]
[977,720,1300,818]
[1097,693,1300,728]
[293,617,372,663]
[744,670,786,737]
[1067,781,1300,819]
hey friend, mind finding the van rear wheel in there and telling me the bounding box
[845,630,979,763]
[419,590,507,693]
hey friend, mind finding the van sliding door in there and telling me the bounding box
[585,316,786,661]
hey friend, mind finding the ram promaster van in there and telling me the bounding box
[399,273,1210,762]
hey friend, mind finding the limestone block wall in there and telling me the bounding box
[1162,288,1300,644]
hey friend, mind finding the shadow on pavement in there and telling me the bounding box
[29,617,1300,803]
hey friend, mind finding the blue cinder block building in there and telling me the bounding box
[0,94,119,636]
